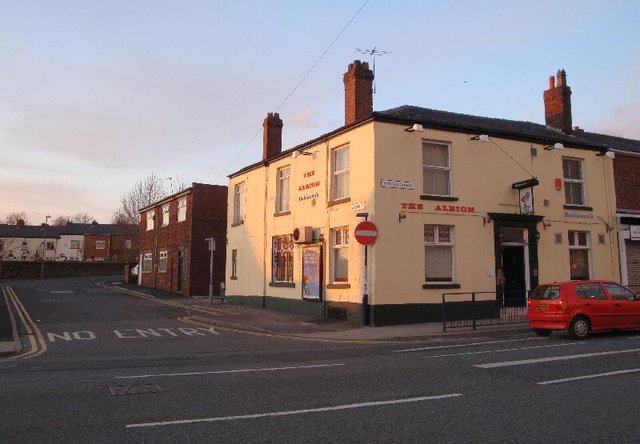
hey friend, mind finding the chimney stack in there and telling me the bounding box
[262,112,283,160]
[343,60,374,125]
[543,69,572,134]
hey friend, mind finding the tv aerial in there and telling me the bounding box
[355,47,390,93]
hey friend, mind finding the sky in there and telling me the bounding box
[1,0,639,224]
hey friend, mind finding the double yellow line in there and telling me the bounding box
[1,286,47,361]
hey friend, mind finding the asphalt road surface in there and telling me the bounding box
[2,276,640,443]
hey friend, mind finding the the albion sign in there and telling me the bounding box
[400,202,476,213]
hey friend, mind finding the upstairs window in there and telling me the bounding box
[563,158,586,206]
[177,198,187,222]
[234,182,246,224]
[162,204,170,226]
[146,211,155,230]
[95,240,106,250]
[276,166,290,213]
[331,145,350,201]
[70,240,81,250]
[423,141,451,197]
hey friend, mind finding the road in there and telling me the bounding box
[1,276,640,442]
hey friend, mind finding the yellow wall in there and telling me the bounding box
[227,120,619,307]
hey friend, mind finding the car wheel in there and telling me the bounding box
[569,316,590,339]
[534,329,552,337]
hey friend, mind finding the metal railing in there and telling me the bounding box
[442,290,529,332]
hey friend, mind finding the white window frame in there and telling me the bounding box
[125,239,132,250]
[331,226,349,283]
[177,198,187,222]
[234,182,246,224]
[424,225,455,283]
[162,204,170,226]
[568,230,591,280]
[276,166,290,213]
[146,211,155,231]
[158,250,168,273]
[422,141,451,197]
[95,240,106,250]
[563,157,586,206]
[142,252,153,273]
[331,145,350,201]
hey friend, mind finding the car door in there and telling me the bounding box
[602,282,640,329]
[574,283,616,330]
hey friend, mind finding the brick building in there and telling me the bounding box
[541,71,640,289]
[138,183,227,296]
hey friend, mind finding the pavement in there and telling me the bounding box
[0,279,532,356]
[105,281,532,342]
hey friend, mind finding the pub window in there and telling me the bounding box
[422,141,451,197]
[70,240,81,250]
[563,158,586,206]
[234,182,246,224]
[568,230,590,280]
[272,235,294,283]
[331,145,350,201]
[331,227,349,282]
[95,240,106,250]
[424,225,454,282]
[276,166,290,213]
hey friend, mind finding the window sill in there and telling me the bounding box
[327,197,351,208]
[230,276,238,280]
[563,205,593,211]
[420,195,459,201]
[274,211,291,217]
[327,283,350,289]
[269,282,295,288]
[423,283,461,289]
[231,220,244,228]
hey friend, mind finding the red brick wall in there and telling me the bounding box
[138,184,227,296]
[84,235,110,261]
[613,153,640,211]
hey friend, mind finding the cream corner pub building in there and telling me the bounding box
[225,61,619,326]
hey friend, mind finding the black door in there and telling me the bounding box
[502,246,526,306]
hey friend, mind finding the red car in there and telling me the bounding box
[527,280,640,339]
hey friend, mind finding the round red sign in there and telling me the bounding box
[354,221,378,246]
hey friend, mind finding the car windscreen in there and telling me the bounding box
[529,285,561,300]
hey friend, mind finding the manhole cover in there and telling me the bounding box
[109,384,162,396]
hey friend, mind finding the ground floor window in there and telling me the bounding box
[272,235,293,283]
[158,250,168,273]
[568,230,590,280]
[331,227,349,282]
[142,252,152,273]
[424,225,454,282]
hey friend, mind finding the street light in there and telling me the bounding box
[41,215,51,278]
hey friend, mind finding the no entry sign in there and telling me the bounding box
[354,221,378,246]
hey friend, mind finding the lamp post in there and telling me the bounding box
[205,237,215,304]
[41,215,51,278]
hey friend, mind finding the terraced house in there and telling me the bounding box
[225,61,622,326]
